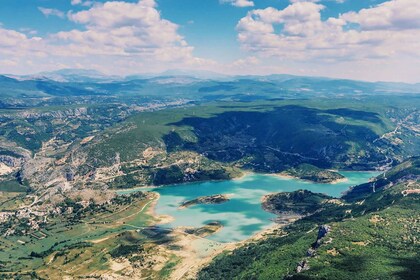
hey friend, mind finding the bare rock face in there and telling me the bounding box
[306,248,316,257]
[314,224,331,248]
[317,224,331,240]
[64,167,75,182]
[0,155,24,167]
[295,224,332,275]
[296,260,310,273]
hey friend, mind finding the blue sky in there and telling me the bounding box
[0,0,419,82]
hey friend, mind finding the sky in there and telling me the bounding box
[0,0,420,82]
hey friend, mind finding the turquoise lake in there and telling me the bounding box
[123,172,379,243]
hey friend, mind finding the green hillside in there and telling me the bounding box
[280,163,345,183]
[198,158,420,280]
[343,157,420,201]
[75,98,410,187]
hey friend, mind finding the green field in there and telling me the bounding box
[0,194,156,278]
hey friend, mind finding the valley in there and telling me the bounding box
[0,71,418,279]
[1,0,420,278]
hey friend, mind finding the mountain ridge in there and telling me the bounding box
[3,68,420,87]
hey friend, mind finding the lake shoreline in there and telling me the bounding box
[120,170,253,192]
[114,171,381,279]
[115,169,380,194]
[146,192,174,224]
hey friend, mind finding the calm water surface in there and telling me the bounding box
[121,172,379,243]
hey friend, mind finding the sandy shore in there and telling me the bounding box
[329,177,349,184]
[271,173,296,180]
[172,223,285,280]
[146,192,174,224]
[232,171,253,180]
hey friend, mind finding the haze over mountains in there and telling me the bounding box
[1,69,420,102]
[5,68,420,85]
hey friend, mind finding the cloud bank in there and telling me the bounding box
[0,0,212,74]
[237,0,420,61]
[232,0,420,81]
[0,0,419,82]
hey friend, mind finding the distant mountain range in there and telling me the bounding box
[5,69,228,83]
[4,68,419,85]
[1,69,420,100]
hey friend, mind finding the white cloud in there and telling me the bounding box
[38,7,65,18]
[341,0,420,30]
[0,59,18,67]
[61,0,182,55]
[0,0,419,82]
[71,0,94,7]
[19,28,38,35]
[231,56,260,67]
[236,0,420,62]
[0,28,42,50]
[0,0,211,75]
[221,0,254,8]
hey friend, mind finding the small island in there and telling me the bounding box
[179,194,231,209]
[262,190,332,223]
[279,163,346,184]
